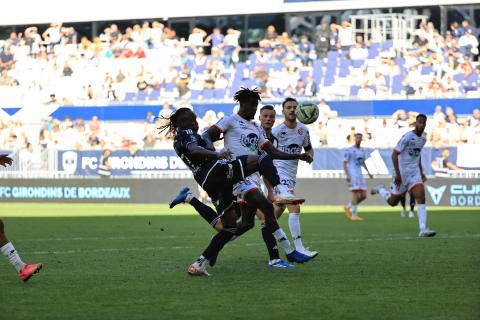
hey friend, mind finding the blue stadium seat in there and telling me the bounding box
[381,40,393,51]
[352,59,365,68]
[190,90,202,100]
[350,85,361,96]
[392,75,404,94]
[164,83,176,91]
[213,89,226,99]
[137,90,148,101]
[203,89,215,100]
[124,92,136,102]
[149,90,160,101]
[421,66,433,75]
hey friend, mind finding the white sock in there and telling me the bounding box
[417,204,427,232]
[350,205,358,216]
[185,193,193,203]
[379,187,391,201]
[288,213,304,251]
[273,228,294,254]
[1,242,26,272]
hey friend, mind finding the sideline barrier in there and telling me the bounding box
[0,178,478,207]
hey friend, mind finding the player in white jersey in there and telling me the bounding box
[371,114,436,237]
[270,98,317,257]
[203,88,316,265]
[342,133,373,221]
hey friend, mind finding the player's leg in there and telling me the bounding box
[350,190,366,221]
[243,190,314,263]
[187,192,239,275]
[409,184,436,237]
[287,202,318,258]
[255,206,292,267]
[408,192,416,218]
[400,193,407,217]
[371,177,404,206]
[169,187,223,231]
[241,154,304,204]
[0,219,42,281]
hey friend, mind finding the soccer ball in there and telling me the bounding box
[295,103,319,124]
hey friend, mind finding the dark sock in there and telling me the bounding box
[261,223,280,261]
[410,195,416,211]
[258,154,280,187]
[202,229,236,266]
[190,198,219,228]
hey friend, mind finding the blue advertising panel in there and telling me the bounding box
[57,150,188,176]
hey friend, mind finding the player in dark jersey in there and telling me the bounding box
[0,155,43,282]
[161,107,310,274]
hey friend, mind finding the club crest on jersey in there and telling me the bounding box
[281,143,301,154]
[298,128,304,135]
[240,133,259,151]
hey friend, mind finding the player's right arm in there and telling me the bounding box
[342,149,350,183]
[180,132,229,160]
[392,150,402,187]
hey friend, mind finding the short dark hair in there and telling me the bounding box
[260,105,275,112]
[282,97,297,109]
[416,113,427,120]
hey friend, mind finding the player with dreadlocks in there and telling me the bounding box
[198,87,315,265]
[161,105,311,274]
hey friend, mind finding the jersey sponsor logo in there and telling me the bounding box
[240,133,259,151]
[408,148,421,158]
[281,143,301,154]
[426,185,447,205]
[354,157,365,166]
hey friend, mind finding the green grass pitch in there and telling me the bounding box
[0,203,479,320]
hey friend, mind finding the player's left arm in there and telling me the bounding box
[362,163,373,179]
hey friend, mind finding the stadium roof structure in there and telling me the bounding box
[2,0,479,26]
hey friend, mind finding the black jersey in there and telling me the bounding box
[173,129,216,178]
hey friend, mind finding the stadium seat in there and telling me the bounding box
[203,89,215,100]
[190,90,202,100]
[213,89,226,99]
[124,92,136,102]
[137,91,149,101]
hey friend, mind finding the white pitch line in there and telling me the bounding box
[22,233,480,256]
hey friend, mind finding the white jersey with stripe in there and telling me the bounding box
[394,130,427,176]
[343,146,367,177]
[215,114,269,158]
[272,122,311,181]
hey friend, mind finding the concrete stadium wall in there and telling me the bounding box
[0,178,478,208]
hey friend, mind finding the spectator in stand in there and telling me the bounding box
[304,75,318,97]
[431,149,463,172]
[336,21,354,50]
[296,34,315,66]
[357,81,375,100]
[315,23,330,59]
[329,23,340,50]
[206,27,225,48]
[458,29,479,58]
[467,108,480,127]
[260,25,278,49]
[223,28,241,67]
[0,47,14,71]
[433,105,445,124]
[188,27,207,51]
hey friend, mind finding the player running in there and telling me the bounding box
[0,154,43,282]
[342,132,373,221]
[371,114,436,237]
[162,106,311,275]
[257,98,318,258]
